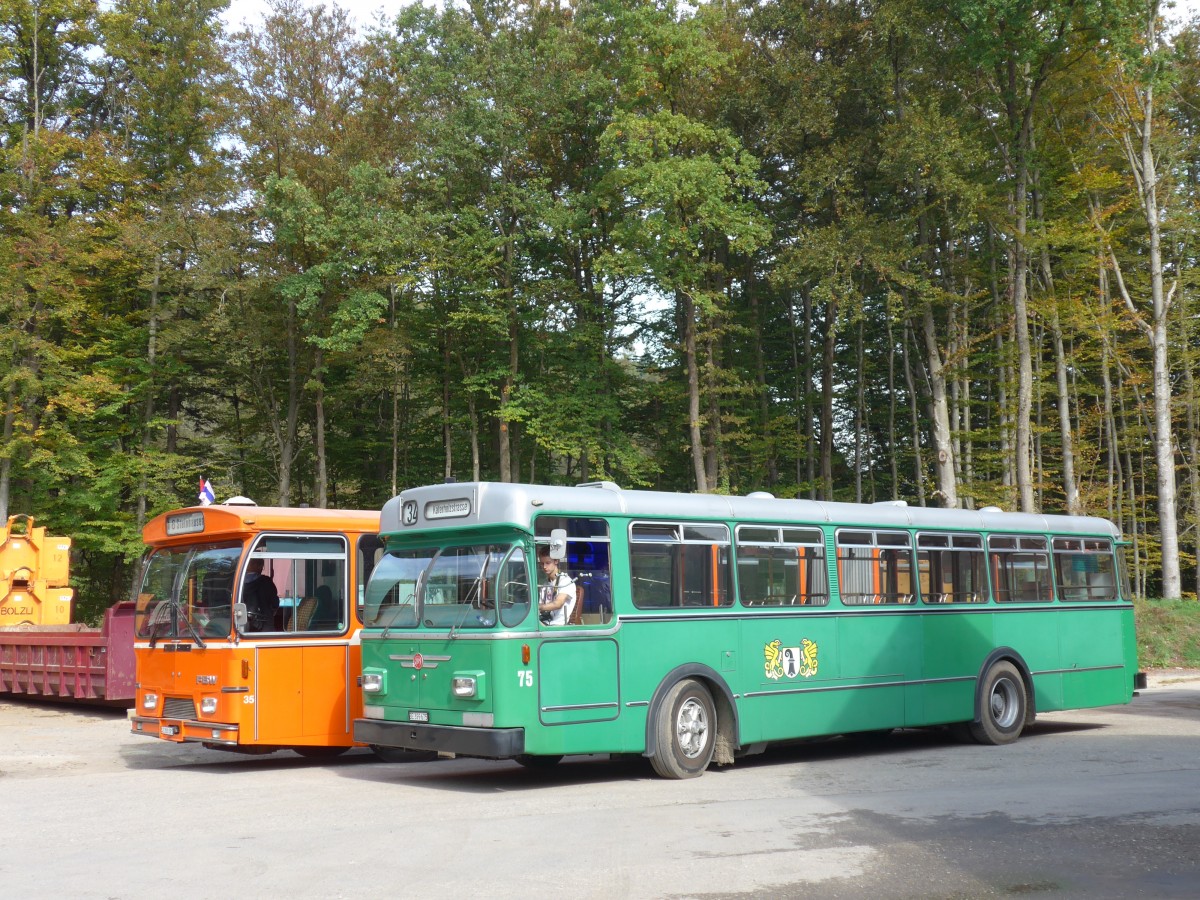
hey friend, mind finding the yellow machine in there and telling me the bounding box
[0,515,73,627]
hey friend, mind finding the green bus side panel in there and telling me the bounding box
[831,613,911,733]
[992,608,1059,711]
[538,638,619,726]
[736,612,841,743]
[1058,606,1135,711]
[918,611,993,725]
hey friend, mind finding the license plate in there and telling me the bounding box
[408,710,429,723]
[161,725,179,736]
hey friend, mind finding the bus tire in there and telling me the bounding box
[650,679,715,779]
[969,661,1027,745]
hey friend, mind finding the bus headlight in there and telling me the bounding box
[362,672,385,694]
[452,676,477,698]
[142,693,158,711]
[200,697,218,715]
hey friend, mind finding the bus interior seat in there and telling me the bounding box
[294,596,318,630]
[569,580,585,625]
[309,584,338,629]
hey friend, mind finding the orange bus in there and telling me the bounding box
[129,501,385,757]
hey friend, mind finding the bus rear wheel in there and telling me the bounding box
[969,661,1027,745]
[650,679,715,779]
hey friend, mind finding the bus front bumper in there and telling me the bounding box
[130,715,239,746]
[354,718,524,758]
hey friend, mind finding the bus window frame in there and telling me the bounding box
[733,523,828,607]
[835,528,916,606]
[988,534,1054,604]
[533,516,613,627]
[628,520,732,610]
[1052,536,1119,603]
[915,531,988,605]
[243,532,351,636]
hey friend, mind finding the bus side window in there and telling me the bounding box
[917,533,986,604]
[836,530,914,605]
[734,525,827,607]
[629,521,731,610]
[246,535,348,634]
[1053,537,1118,602]
[989,535,1052,603]
[534,517,613,626]
[357,533,385,622]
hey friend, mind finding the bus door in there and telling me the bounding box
[243,534,354,745]
[535,518,619,728]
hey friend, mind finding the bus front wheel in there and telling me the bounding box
[650,679,715,779]
[969,661,1027,745]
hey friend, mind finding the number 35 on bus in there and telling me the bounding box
[354,482,1143,778]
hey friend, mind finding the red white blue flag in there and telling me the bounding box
[198,478,215,506]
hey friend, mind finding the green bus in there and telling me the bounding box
[353,481,1142,778]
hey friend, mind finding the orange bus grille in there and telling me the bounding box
[163,697,197,719]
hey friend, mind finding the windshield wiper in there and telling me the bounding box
[177,596,207,648]
[153,592,206,649]
[146,602,171,649]
[381,591,416,640]
[449,554,492,639]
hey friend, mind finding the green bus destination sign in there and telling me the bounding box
[425,498,471,521]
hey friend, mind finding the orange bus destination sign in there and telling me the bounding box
[165,511,205,536]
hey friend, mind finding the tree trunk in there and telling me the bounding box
[1106,15,1181,597]
[921,304,957,508]
[819,295,837,501]
[682,290,708,493]
[137,261,159,529]
[902,321,926,506]
[314,346,327,508]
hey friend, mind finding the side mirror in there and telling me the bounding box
[548,528,567,561]
[233,602,248,631]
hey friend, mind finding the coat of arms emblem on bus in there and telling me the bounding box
[765,638,819,680]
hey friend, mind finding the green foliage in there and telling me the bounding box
[2,0,1199,612]
[1135,598,1200,669]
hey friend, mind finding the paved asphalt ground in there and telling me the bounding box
[1,670,1198,899]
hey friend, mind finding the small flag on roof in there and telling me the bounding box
[198,478,215,506]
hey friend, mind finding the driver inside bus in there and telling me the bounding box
[242,557,280,631]
[537,547,576,626]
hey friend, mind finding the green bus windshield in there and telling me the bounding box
[364,542,530,630]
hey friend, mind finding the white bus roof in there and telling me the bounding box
[381,482,1121,540]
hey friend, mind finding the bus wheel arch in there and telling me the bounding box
[968,650,1033,745]
[645,665,738,777]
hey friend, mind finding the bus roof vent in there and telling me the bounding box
[873,500,908,507]
[224,496,258,506]
[576,481,621,492]
[979,505,1004,513]
[746,491,775,500]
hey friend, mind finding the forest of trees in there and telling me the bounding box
[2,0,1198,617]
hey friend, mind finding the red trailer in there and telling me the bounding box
[0,601,136,705]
